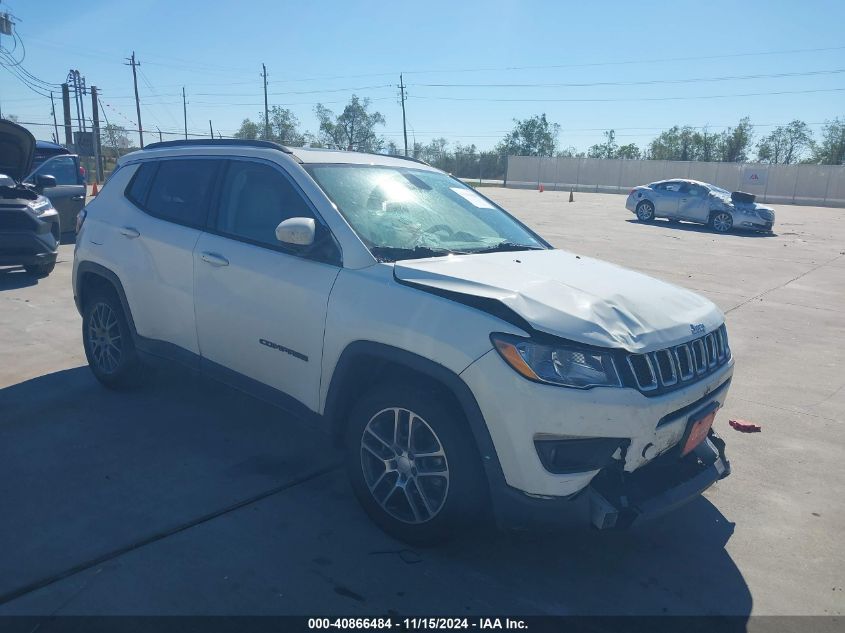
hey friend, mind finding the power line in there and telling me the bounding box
[415,68,845,88]
[409,86,845,103]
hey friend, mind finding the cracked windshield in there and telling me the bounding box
[307,165,544,260]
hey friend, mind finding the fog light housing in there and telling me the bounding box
[534,436,627,474]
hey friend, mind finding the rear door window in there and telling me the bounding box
[140,159,220,228]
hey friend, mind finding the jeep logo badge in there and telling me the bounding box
[690,323,706,335]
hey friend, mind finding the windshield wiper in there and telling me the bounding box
[371,245,461,262]
[466,241,545,254]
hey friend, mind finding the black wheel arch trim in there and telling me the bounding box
[324,340,508,496]
[74,261,138,336]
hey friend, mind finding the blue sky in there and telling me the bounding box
[2,0,844,152]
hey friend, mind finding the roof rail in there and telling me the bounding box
[142,139,293,153]
[290,145,431,167]
[362,151,431,167]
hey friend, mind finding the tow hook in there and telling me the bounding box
[708,430,731,479]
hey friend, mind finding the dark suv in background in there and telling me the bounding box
[0,120,62,277]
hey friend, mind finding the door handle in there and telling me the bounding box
[71,195,86,200]
[119,226,140,238]
[200,252,229,267]
[680,198,688,202]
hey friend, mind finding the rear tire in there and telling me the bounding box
[636,200,655,222]
[82,291,144,389]
[24,262,55,277]
[710,211,733,233]
[345,382,487,544]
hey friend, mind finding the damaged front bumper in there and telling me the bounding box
[492,430,730,531]
[588,431,730,529]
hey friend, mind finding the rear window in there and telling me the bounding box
[126,159,220,228]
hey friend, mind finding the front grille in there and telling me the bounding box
[625,325,730,395]
[0,211,37,232]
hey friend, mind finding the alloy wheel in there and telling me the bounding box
[360,407,450,524]
[713,212,733,233]
[637,202,654,220]
[88,302,122,374]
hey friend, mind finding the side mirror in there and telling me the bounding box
[275,217,316,247]
[35,174,57,192]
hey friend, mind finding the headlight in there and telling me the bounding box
[491,333,622,388]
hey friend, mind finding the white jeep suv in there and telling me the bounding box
[73,140,733,543]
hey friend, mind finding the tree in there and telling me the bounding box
[616,143,641,159]
[496,114,559,156]
[812,117,845,165]
[234,118,260,140]
[757,120,813,164]
[102,123,130,158]
[234,108,306,145]
[587,130,618,159]
[266,106,306,145]
[314,95,385,152]
[717,117,753,162]
[648,126,698,161]
[556,146,583,158]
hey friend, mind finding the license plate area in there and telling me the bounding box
[680,403,719,457]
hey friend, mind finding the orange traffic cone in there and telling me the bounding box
[538,183,544,193]
[91,181,99,196]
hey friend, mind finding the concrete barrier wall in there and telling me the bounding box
[507,156,845,207]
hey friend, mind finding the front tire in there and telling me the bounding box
[636,200,655,222]
[345,382,487,544]
[710,211,734,233]
[82,292,144,389]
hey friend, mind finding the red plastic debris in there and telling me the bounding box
[729,419,762,433]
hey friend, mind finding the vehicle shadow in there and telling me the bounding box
[60,231,77,246]
[0,366,751,618]
[625,218,777,238]
[0,267,37,290]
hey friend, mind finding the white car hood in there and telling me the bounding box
[393,249,724,352]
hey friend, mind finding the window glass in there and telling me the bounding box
[215,160,314,247]
[30,156,77,185]
[688,185,704,197]
[144,159,218,226]
[125,162,158,208]
[663,182,682,192]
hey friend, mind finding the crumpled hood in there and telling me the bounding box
[393,249,724,352]
[0,119,35,182]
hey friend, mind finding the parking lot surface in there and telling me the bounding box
[1,191,843,616]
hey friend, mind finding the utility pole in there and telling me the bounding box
[398,73,408,157]
[61,83,73,147]
[209,120,213,138]
[50,92,59,144]
[262,63,269,140]
[182,86,188,140]
[91,86,103,182]
[157,126,162,142]
[78,74,87,134]
[125,52,143,148]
